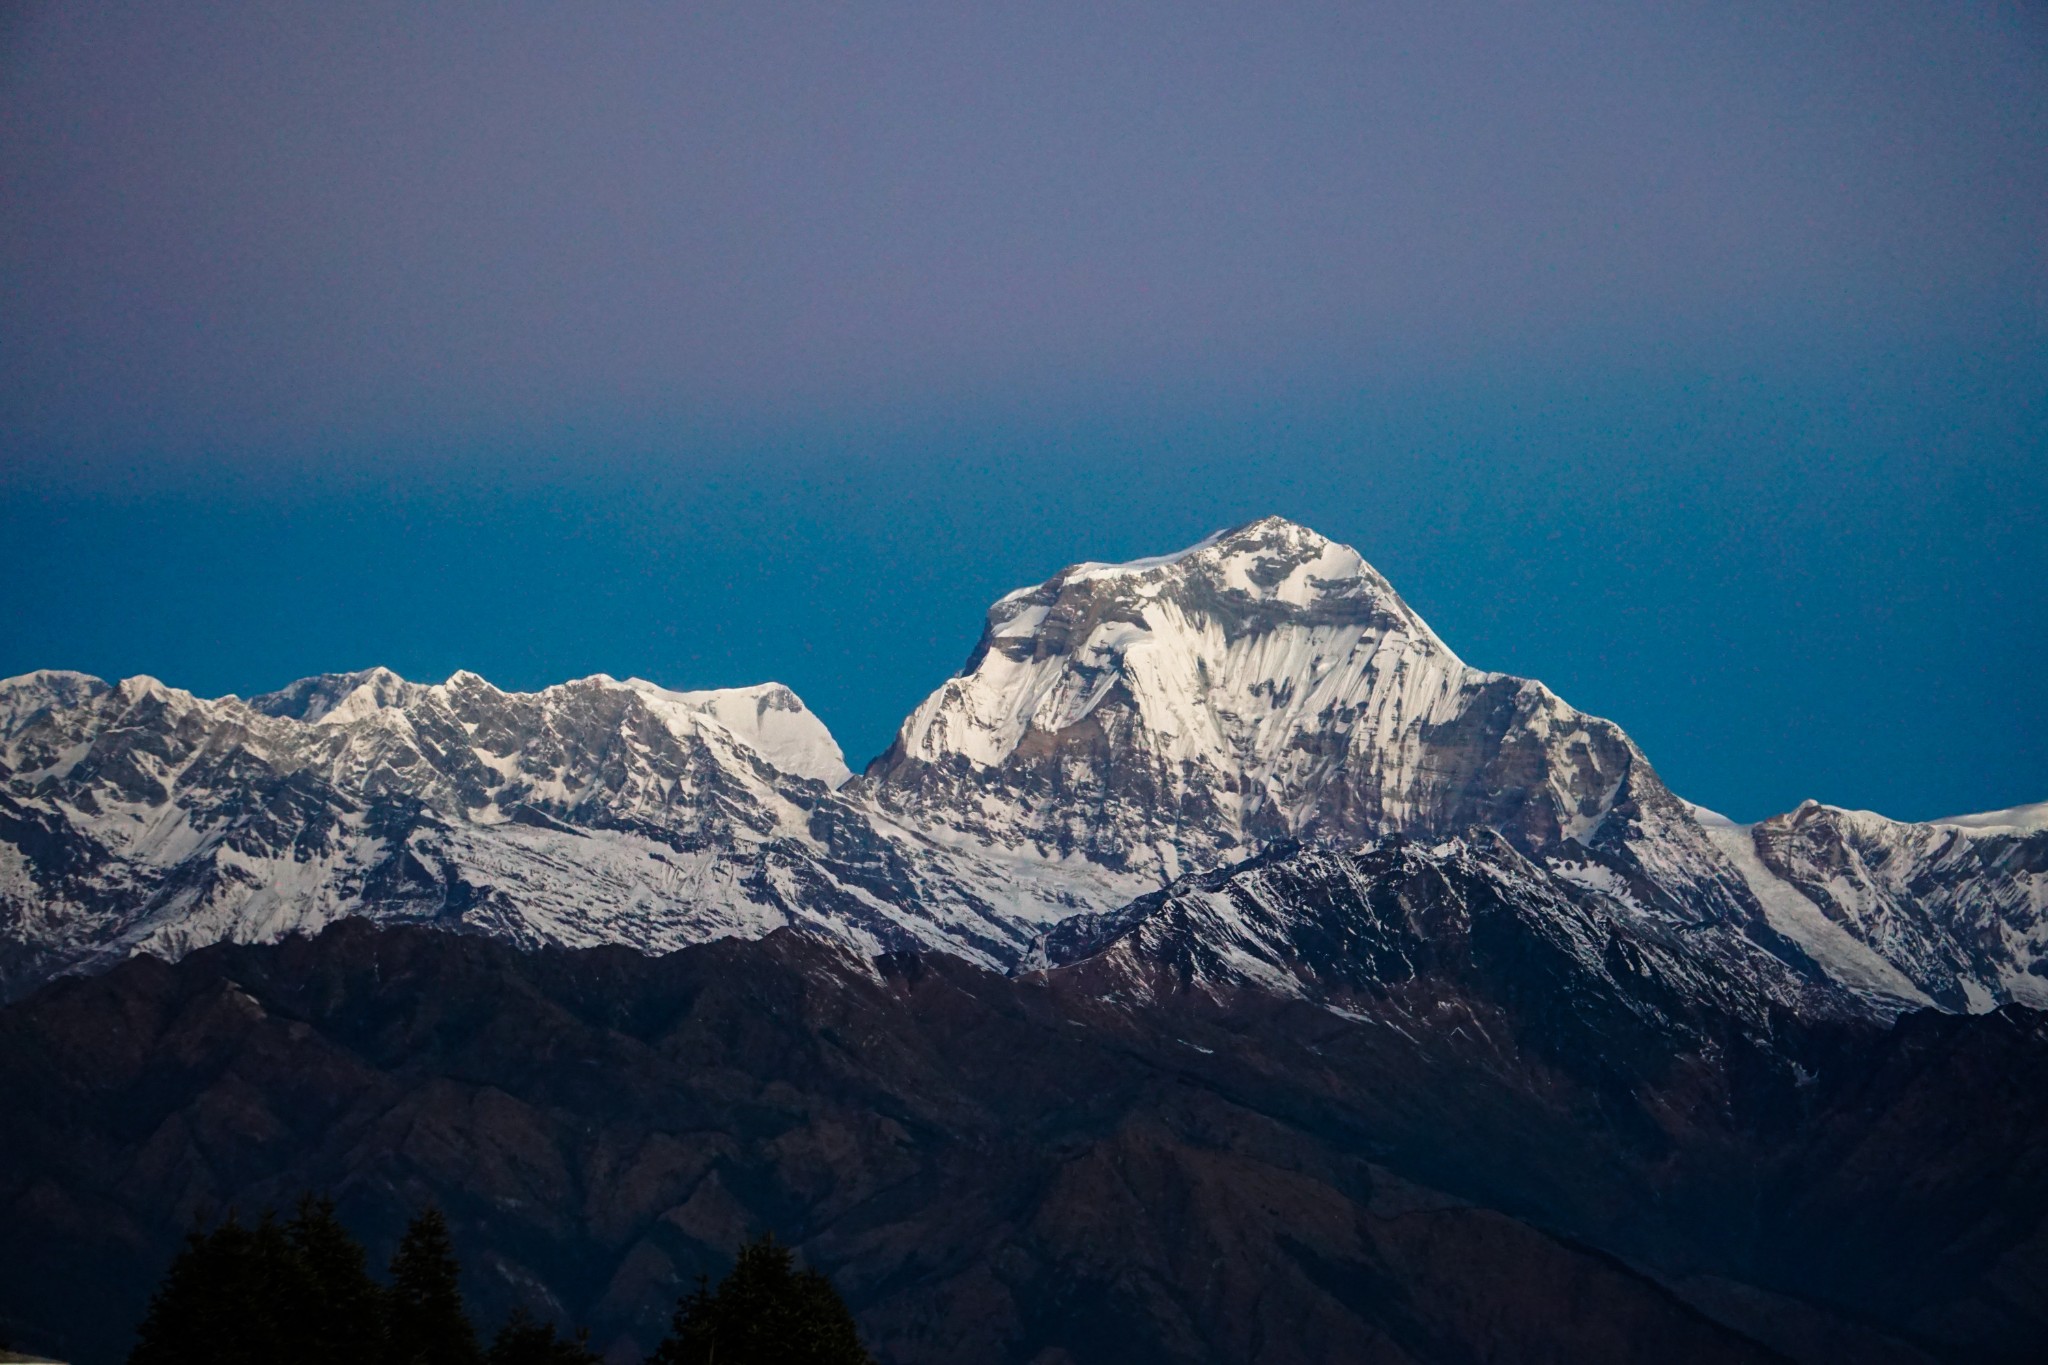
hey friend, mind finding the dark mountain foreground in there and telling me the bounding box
[4,904,2045,1365]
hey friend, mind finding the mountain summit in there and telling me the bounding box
[867,516,1726,915]
[871,516,1475,870]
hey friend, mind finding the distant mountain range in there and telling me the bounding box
[2,517,2043,1363]
[4,516,2040,1013]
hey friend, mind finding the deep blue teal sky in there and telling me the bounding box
[3,2,2045,822]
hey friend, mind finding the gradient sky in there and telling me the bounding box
[2,1,2044,821]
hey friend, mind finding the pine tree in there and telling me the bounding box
[484,1307,603,1365]
[284,1195,387,1364]
[648,1232,871,1365]
[385,1207,481,1365]
[129,1197,394,1365]
[129,1212,306,1365]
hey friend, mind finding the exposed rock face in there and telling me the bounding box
[3,918,2043,1365]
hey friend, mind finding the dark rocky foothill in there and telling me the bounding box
[2,904,2044,1364]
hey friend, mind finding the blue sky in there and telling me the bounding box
[3,2,2044,821]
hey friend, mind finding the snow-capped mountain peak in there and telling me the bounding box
[253,666,424,724]
[867,516,1676,889]
[881,517,1470,790]
[1038,515,1438,618]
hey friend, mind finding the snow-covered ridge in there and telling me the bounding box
[619,679,848,785]
[1934,800,2048,834]
[0,666,851,787]
[1060,526,1230,583]
[1688,805,1934,1011]
[234,666,853,786]
[0,658,1148,999]
[1043,833,1860,1035]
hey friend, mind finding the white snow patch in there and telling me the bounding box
[1549,860,1648,916]
[1933,800,2048,835]
[1061,528,1230,584]
[628,679,851,786]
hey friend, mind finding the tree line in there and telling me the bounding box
[127,1197,872,1365]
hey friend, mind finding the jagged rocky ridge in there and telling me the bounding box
[1036,833,1852,1036]
[1,517,2041,1016]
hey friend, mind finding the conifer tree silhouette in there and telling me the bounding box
[285,1195,387,1364]
[484,1307,603,1365]
[649,1232,870,1365]
[130,1197,607,1365]
[129,1212,307,1365]
[385,1207,481,1365]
